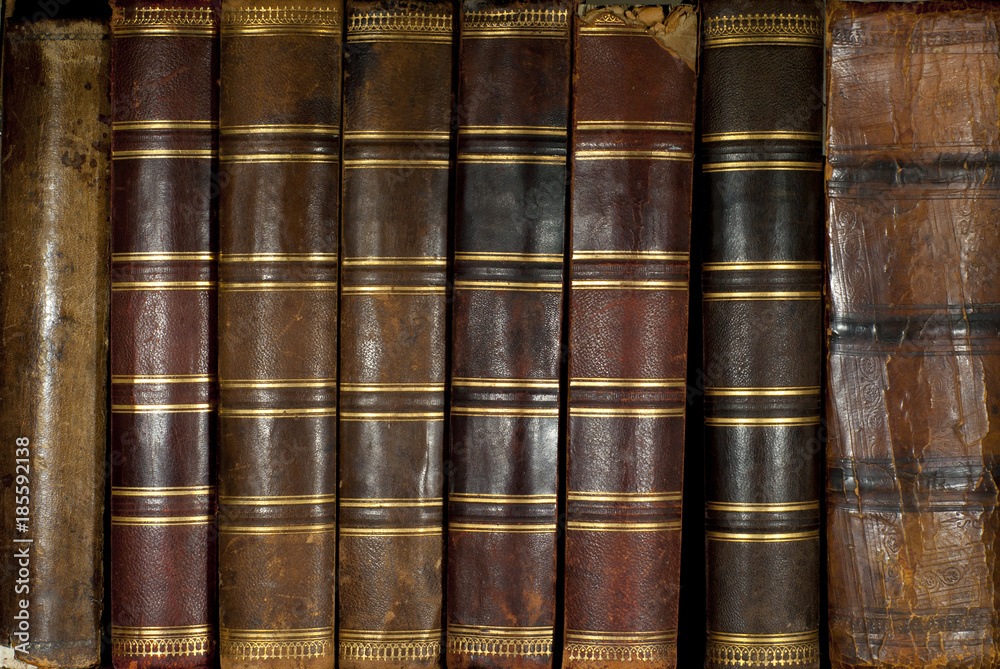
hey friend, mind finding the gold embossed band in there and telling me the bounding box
[221,6,340,36]
[340,629,443,661]
[112,625,213,658]
[347,10,452,42]
[447,625,553,658]
[463,8,568,39]
[565,629,676,663]
[113,6,217,37]
[220,627,333,660]
[703,13,822,48]
[706,631,820,668]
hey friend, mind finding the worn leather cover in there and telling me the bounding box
[827,3,1000,667]
[699,0,824,667]
[0,19,110,669]
[564,6,697,669]
[217,1,341,668]
[109,4,218,668]
[338,1,452,667]
[447,2,570,668]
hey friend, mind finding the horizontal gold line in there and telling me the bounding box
[576,121,692,132]
[113,625,214,637]
[339,131,450,141]
[575,150,692,161]
[571,280,686,290]
[112,149,214,160]
[111,515,213,526]
[565,631,676,642]
[570,378,684,388]
[341,285,446,295]
[340,383,444,392]
[339,498,442,508]
[706,530,819,543]
[451,407,558,417]
[219,379,336,389]
[702,160,823,172]
[701,131,822,143]
[111,374,212,384]
[113,120,217,131]
[346,35,452,43]
[570,407,683,417]
[114,27,218,36]
[448,626,552,638]
[448,522,557,533]
[219,408,336,417]
[219,253,337,262]
[220,628,333,640]
[339,629,443,640]
[111,252,216,261]
[702,261,821,271]
[458,154,565,165]
[343,159,449,169]
[340,411,444,421]
[463,29,565,39]
[572,251,688,261]
[111,403,213,414]
[221,27,341,36]
[704,37,821,48]
[454,252,563,262]
[458,125,566,136]
[704,387,821,397]
[453,280,561,292]
[705,416,820,426]
[220,124,339,135]
[452,378,558,389]
[706,631,819,644]
[342,256,446,266]
[218,523,337,534]
[566,521,681,532]
[703,291,821,301]
[219,281,337,291]
[218,154,339,163]
[112,486,213,497]
[706,501,820,512]
[449,494,557,504]
[112,281,215,291]
[219,495,336,505]
[339,527,443,536]
[567,492,681,503]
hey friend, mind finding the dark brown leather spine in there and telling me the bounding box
[0,19,110,669]
[338,1,452,667]
[699,1,824,667]
[109,4,218,668]
[447,2,570,668]
[564,7,697,669]
[827,3,1000,666]
[217,2,341,668]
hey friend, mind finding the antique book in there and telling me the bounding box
[0,19,110,669]
[564,6,697,669]
[447,2,571,668]
[699,1,824,667]
[337,1,452,667]
[216,1,341,668]
[109,3,219,668]
[827,2,1000,666]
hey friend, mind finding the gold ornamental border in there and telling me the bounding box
[704,13,822,48]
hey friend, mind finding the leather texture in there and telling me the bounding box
[564,6,697,669]
[447,2,570,668]
[217,2,341,668]
[699,1,824,667]
[0,19,110,669]
[337,1,452,667]
[826,3,1000,667]
[109,3,219,668]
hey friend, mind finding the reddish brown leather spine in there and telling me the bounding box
[447,3,570,668]
[338,2,452,667]
[827,3,1000,666]
[0,19,110,669]
[109,4,218,668]
[564,7,697,669]
[217,2,341,668]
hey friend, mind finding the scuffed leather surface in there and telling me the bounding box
[826,3,1000,667]
[0,19,110,669]
[563,6,696,669]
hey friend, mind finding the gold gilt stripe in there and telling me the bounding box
[339,498,442,508]
[704,36,821,48]
[566,630,676,640]
[113,120,218,131]
[346,33,452,43]
[457,154,565,165]
[219,253,337,262]
[451,407,558,417]
[340,383,444,392]
[570,407,683,417]
[571,279,686,290]
[449,493,557,504]
[111,374,213,384]
[341,285,446,295]
[575,150,692,161]
[219,407,337,417]
[448,522,557,533]
[113,625,213,637]
[218,494,337,505]
[567,520,681,532]
[463,29,565,39]
[707,501,820,512]
[219,379,336,389]
[218,523,337,535]
[576,120,693,132]
[112,280,215,291]
[111,403,213,414]
[219,124,339,135]
[458,125,566,136]
[706,631,818,644]
[339,630,443,641]
[568,491,681,503]
[114,27,217,36]
[706,530,819,543]
[112,149,214,160]
[112,486,214,497]
[702,291,821,301]
[452,378,559,389]
[704,386,821,397]
[343,159,450,169]
[703,261,821,271]
[455,252,563,262]
[342,256,446,266]
[701,131,822,143]
[702,160,823,172]
[219,281,337,291]
[448,624,552,635]
[339,527,443,536]
[111,515,213,526]
[572,250,688,261]
[570,378,683,388]
[218,154,339,163]
[221,26,341,36]
[220,628,333,640]
[453,280,561,292]
[343,130,450,141]
[112,252,216,262]
[340,411,444,421]
[705,416,820,426]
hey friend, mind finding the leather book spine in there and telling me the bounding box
[447,2,570,668]
[826,3,1000,666]
[337,1,452,667]
[0,19,110,669]
[699,1,824,667]
[217,2,341,668]
[564,7,697,669]
[109,4,219,668]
